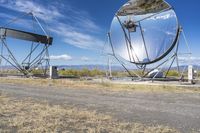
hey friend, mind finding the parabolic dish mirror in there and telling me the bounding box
[110,0,179,65]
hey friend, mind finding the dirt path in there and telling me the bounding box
[0,83,200,133]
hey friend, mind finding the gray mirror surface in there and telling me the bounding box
[110,0,179,64]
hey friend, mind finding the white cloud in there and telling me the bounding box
[0,0,63,21]
[81,56,90,61]
[148,12,176,21]
[153,14,171,20]
[0,12,14,20]
[0,0,104,50]
[179,56,200,65]
[48,22,104,50]
[165,31,176,36]
[50,54,72,61]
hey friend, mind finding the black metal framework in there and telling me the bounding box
[114,7,180,66]
[0,12,53,77]
[106,0,193,81]
[108,25,191,81]
[0,28,53,45]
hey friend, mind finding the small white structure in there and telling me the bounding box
[49,66,58,79]
[148,69,163,78]
[188,65,195,84]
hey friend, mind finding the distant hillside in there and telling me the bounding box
[0,66,16,70]
[57,65,125,71]
[171,65,200,71]
[1,65,200,72]
[0,65,124,71]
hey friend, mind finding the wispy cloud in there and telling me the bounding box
[81,56,90,61]
[49,23,104,50]
[147,11,176,21]
[0,0,104,50]
[0,12,14,20]
[50,54,72,61]
[0,0,63,21]
[179,56,200,65]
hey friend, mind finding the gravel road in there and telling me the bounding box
[0,83,200,133]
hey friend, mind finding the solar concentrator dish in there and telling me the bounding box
[110,0,179,65]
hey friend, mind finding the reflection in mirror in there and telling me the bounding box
[110,0,179,65]
[117,0,170,16]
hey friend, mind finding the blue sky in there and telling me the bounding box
[0,0,199,66]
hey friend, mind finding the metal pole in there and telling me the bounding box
[108,56,112,78]
[32,13,49,37]
[139,22,150,60]
[108,32,141,79]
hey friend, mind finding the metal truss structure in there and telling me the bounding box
[0,12,53,77]
[106,0,192,81]
[108,26,191,81]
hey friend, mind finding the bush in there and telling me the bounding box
[58,68,105,77]
[165,70,179,77]
[31,69,45,75]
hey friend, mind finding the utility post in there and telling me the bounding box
[188,65,195,84]
[108,56,112,79]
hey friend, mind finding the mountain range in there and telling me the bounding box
[1,65,200,71]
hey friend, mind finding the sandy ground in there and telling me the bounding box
[0,83,200,133]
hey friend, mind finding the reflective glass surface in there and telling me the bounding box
[118,0,170,16]
[110,0,178,64]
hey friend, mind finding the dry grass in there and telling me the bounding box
[0,77,200,93]
[0,93,180,133]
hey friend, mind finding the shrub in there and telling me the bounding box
[58,68,106,77]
